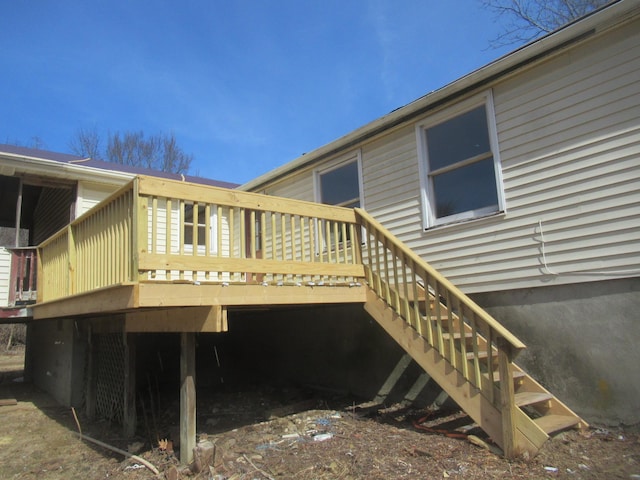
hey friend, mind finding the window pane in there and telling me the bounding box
[320,162,359,205]
[431,157,498,218]
[427,106,490,171]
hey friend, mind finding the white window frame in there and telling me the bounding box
[182,202,218,255]
[416,90,506,230]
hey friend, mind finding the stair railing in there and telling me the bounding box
[355,208,525,422]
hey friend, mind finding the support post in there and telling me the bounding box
[497,337,517,458]
[123,333,137,438]
[180,332,196,464]
[85,326,97,420]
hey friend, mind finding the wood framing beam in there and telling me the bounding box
[31,284,138,319]
[125,306,228,333]
[180,332,196,465]
[137,283,368,308]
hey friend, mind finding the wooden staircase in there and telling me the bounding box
[355,208,587,458]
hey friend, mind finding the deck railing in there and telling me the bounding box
[355,208,526,410]
[38,176,364,302]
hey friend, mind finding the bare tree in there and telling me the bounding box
[106,130,192,174]
[68,126,102,159]
[4,136,47,149]
[483,0,611,46]
[68,128,193,174]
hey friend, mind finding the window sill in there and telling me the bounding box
[423,210,506,233]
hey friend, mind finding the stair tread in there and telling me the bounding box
[489,369,527,382]
[442,332,473,340]
[466,350,497,360]
[515,391,555,406]
[534,414,580,434]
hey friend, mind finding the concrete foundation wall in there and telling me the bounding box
[471,277,640,426]
[28,319,85,407]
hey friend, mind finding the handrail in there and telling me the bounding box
[354,207,525,400]
[38,181,136,301]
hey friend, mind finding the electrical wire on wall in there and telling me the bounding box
[537,219,640,276]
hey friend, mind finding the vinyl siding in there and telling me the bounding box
[253,16,640,294]
[0,248,10,307]
[263,173,315,202]
[77,181,120,216]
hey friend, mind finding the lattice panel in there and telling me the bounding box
[94,333,125,425]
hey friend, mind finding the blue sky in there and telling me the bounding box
[1,1,514,184]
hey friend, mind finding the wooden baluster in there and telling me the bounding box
[469,310,482,388]
[179,200,185,281]
[391,244,400,313]
[445,290,456,369]
[383,238,391,304]
[217,205,223,259]
[423,272,434,346]
[485,326,495,405]
[400,251,410,323]
[454,295,469,381]
[434,282,445,355]
[341,222,348,267]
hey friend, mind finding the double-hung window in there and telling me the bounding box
[416,91,505,228]
[317,158,362,209]
[314,153,363,248]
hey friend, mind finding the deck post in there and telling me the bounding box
[85,326,97,420]
[180,332,196,464]
[497,337,517,458]
[123,333,137,438]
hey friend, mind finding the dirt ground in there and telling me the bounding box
[1,352,639,479]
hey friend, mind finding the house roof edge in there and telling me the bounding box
[240,0,639,192]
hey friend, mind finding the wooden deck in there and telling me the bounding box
[32,175,585,460]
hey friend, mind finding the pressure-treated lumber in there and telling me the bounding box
[125,306,228,333]
[180,332,196,465]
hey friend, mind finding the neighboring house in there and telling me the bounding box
[0,144,236,317]
[240,0,640,425]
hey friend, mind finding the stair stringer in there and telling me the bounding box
[364,289,549,456]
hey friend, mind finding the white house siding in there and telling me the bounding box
[76,181,121,216]
[254,17,640,295]
[360,127,423,239]
[396,21,640,293]
[262,171,315,202]
[0,247,10,307]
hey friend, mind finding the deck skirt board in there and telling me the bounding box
[31,282,368,319]
[136,282,368,308]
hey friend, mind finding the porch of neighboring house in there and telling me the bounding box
[0,247,37,320]
[32,175,586,463]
